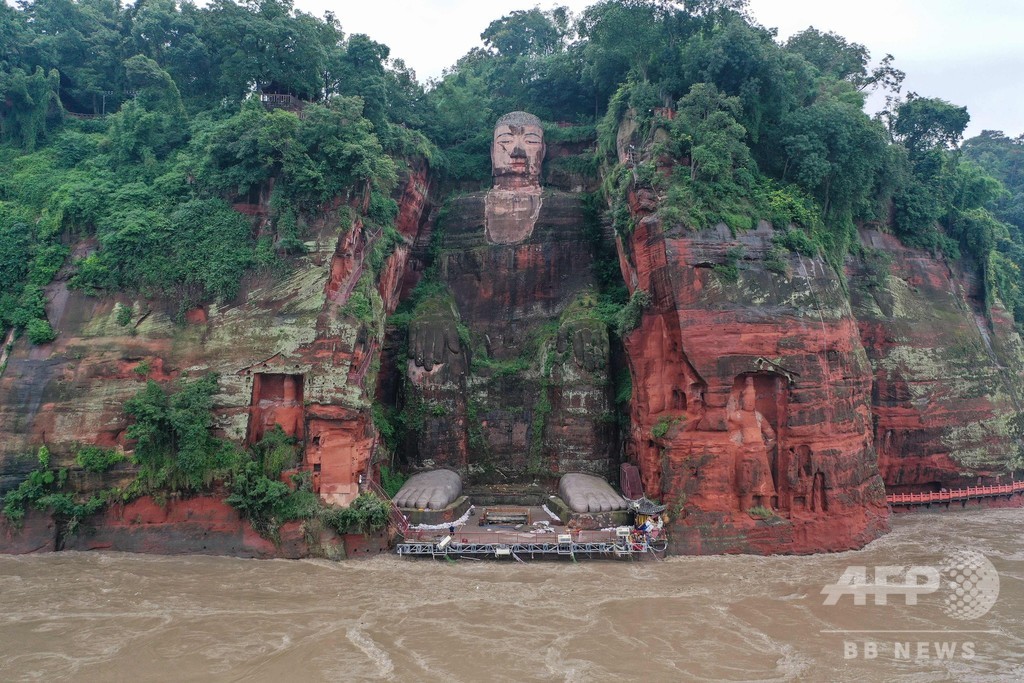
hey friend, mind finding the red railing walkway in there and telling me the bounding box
[366,480,410,535]
[887,481,1024,506]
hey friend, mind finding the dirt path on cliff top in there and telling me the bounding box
[1,509,1022,682]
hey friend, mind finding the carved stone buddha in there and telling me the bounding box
[485,111,545,244]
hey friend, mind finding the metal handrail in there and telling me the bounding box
[366,480,409,534]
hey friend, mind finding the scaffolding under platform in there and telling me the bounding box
[396,527,666,560]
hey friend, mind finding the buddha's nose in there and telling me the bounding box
[511,145,527,158]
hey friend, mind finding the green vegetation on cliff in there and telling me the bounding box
[0,0,421,339]
[1,376,389,543]
[3,1,1024,504]
[125,373,238,492]
[2,446,110,536]
[3,0,1022,337]
[964,132,1024,327]
[424,2,1023,325]
[121,376,389,539]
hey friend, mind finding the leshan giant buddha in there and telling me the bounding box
[401,112,617,486]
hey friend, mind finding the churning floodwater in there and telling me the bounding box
[1,509,1022,682]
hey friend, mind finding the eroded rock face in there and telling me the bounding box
[617,210,889,554]
[0,160,433,516]
[6,100,1023,561]
[0,495,349,558]
[849,229,1024,493]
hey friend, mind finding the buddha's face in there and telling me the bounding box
[491,122,545,182]
[741,377,757,411]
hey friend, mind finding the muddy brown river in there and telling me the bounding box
[1,508,1022,681]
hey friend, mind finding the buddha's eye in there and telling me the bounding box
[496,134,514,145]
[524,134,542,145]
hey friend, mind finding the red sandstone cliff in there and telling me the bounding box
[616,198,889,553]
[849,229,1024,494]
[0,160,432,551]
[4,119,1024,560]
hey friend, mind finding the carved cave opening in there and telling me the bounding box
[247,373,305,445]
[725,371,828,517]
[730,373,786,433]
[729,372,790,512]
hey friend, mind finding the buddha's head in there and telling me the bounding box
[741,376,757,411]
[491,111,545,187]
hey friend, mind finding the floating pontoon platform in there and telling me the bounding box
[396,527,666,560]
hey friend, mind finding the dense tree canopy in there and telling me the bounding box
[1,0,1023,340]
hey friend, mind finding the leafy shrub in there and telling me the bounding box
[224,428,319,541]
[990,251,1024,328]
[200,99,397,213]
[73,198,256,303]
[748,505,776,520]
[124,374,240,492]
[2,447,57,524]
[36,491,108,536]
[51,130,101,167]
[368,225,403,275]
[773,228,818,257]
[75,446,124,473]
[115,303,133,327]
[860,247,893,290]
[28,244,69,285]
[368,192,399,225]
[380,465,408,498]
[225,460,295,541]
[341,273,378,325]
[26,318,56,344]
[250,426,298,479]
[651,416,683,439]
[765,247,788,275]
[762,181,823,231]
[372,403,398,451]
[321,493,391,534]
[616,289,651,337]
[713,246,744,283]
[1,445,106,533]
